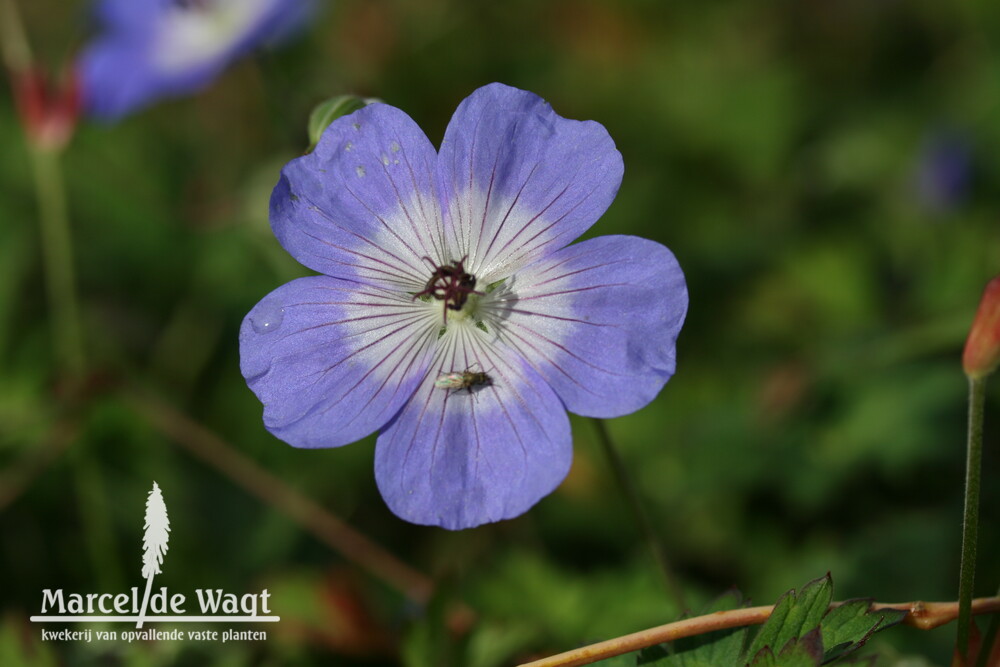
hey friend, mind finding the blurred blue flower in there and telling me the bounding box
[79,0,313,120]
[914,130,971,214]
[240,83,688,529]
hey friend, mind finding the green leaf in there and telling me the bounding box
[465,622,539,667]
[401,584,468,667]
[748,628,824,667]
[0,623,57,667]
[638,590,748,667]
[628,576,903,667]
[747,574,832,659]
[820,600,907,663]
[306,94,380,152]
[637,645,671,665]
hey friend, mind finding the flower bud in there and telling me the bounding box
[11,66,80,151]
[306,95,379,153]
[963,275,1000,379]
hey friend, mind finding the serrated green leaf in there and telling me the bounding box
[749,628,824,667]
[747,575,833,659]
[821,601,907,663]
[749,648,777,667]
[637,590,748,666]
[637,645,671,664]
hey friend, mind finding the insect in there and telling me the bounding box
[412,256,483,323]
[434,367,493,393]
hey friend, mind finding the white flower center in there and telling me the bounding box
[446,291,484,325]
[153,0,274,72]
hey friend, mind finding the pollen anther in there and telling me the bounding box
[412,256,484,323]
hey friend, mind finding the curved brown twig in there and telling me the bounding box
[518,597,1000,667]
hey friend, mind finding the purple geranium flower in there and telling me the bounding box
[240,83,688,530]
[79,0,313,120]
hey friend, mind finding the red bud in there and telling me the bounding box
[11,66,80,151]
[963,276,1000,379]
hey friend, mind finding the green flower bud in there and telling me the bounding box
[306,95,379,153]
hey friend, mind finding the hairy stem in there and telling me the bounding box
[518,597,1000,667]
[957,376,986,659]
[591,418,685,610]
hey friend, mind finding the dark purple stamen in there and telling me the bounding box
[412,256,483,323]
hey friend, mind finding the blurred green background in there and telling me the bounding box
[2,0,1000,665]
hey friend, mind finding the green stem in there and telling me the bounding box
[957,375,986,659]
[27,146,119,589]
[0,0,32,71]
[29,146,85,379]
[591,418,685,610]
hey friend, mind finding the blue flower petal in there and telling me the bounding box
[271,103,445,289]
[80,0,313,120]
[436,83,624,281]
[91,0,160,31]
[489,235,688,418]
[79,36,167,120]
[374,330,571,530]
[240,276,439,448]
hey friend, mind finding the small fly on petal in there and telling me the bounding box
[435,368,492,393]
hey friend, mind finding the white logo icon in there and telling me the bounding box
[138,481,170,628]
[31,481,278,630]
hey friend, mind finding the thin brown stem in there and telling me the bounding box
[517,597,1000,667]
[0,417,79,512]
[124,388,435,605]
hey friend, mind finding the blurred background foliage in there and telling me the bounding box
[2,0,1000,665]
